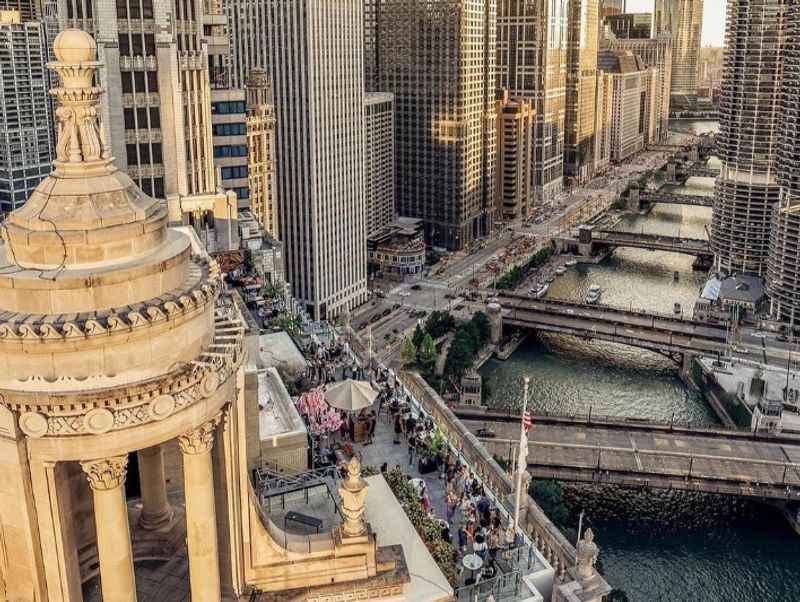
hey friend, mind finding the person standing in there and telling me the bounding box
[408,433,417,466]
[393,413,403,444]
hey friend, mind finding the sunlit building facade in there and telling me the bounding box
[654,0,703,101]
[367,0,497,250]
[564,0,599,184]
[497,0,567,202]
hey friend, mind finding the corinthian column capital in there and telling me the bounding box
[178,414,222,455]
[80,455,129,491]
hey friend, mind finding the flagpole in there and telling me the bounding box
[513,376,530,538]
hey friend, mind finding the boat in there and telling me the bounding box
[555,266,567,275]
[545,274,556,283]
[565,259,578,267]
[586,285,601,304]
[534,283,549,298]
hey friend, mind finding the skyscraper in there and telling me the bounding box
[364,92,395,238]
[226,0,270,89]
[267,0,368,319]
[653,0,703,101]
[497,0,568,202]
[0,11,53,214]
[600,0,624,18]
[607,34,673,143]
[564,0,599,183]
[368,0,497,249]
[246,68,278,237]
[496,91,536,221]
[711,0,785,275]
[767,2,800,324]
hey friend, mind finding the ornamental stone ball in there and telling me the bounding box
[53,28,96,64]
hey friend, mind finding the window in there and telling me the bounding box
[211,101,246,115]
[221,166,247,180]
[212,122,246,136]
[214,144,247,158]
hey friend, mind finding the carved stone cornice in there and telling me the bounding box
[0,257,220,345]
[81,455,129,491]
[4,304,244,438]
[177,414,222,455]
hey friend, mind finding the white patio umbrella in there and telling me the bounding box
[324,379,378,412]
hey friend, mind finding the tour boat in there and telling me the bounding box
[534,283,549,298]
[586,285,601,304]
[555,266,567,275]
[565,259,578,267]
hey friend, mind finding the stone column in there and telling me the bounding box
[137,445,173,530]
[178,416,222,602]
[80,455,137,602]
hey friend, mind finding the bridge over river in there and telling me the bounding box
[489,292,727,358]
[456,410,800,501]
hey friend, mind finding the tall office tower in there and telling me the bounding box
[564,0,599,184]
[364,92,395,237]
[246,68,278,237]
[597,49,648,162]
[600,0,623,18]
[267,0,368,319]
[496,91,536,221]
[653,0,703,101]
[371,0,497,250]
[608,34,673,143]
[767,2,800,324]
[498,0,567,202]
[593,71,613,173]
[363,0,379,92]
[226,0,269,89]
[711,0,786,275]
[0,11,53,214]
[211,89,249,205]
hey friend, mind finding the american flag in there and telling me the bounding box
[522,409,532,433]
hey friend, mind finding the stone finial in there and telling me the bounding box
[48,29,113,175]
[81,455,129,491]
[338,456,369,537]
[576,528,599,579]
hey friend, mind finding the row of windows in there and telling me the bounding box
[115,0,154,20]
[221,165,247,180]
[118,33,156,58]
[214,144,247,158]
[126,142,163,166]
[121,71,159,94]
[212,122,246,136]
[211,101,246,115]
[232,186,249,199]
[124,107,161,130]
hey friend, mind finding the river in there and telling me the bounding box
[480,121,800,601]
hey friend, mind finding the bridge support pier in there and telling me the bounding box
[487,302,502,346]
[626,186,641,213]
[680,353,696,381]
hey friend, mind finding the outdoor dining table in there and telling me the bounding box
[462,553,483,582]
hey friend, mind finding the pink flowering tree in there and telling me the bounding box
[296,388,343,436]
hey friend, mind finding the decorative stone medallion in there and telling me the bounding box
[19,411,48,438]
[84,408,115,434]
[201,371,220,397]
[149,394,176,420]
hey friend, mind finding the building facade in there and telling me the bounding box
[593,70,614,173]
[599,0,623,18]
[245,68,278,237]
[605,12,652,39]
[767,2,800,324]
[496,91,535,221]
[564,0,599,184]
[226,0,269,89]
[211,88,249,206]
[653,0,703,101]
[607,33,673,143]
[364,92,395,238]
[497,0,567,202]
[368,0,497,251]
[711,0,785,275]
[0,11,53,214]
[597,49,648,162]
[267,0,368,319]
